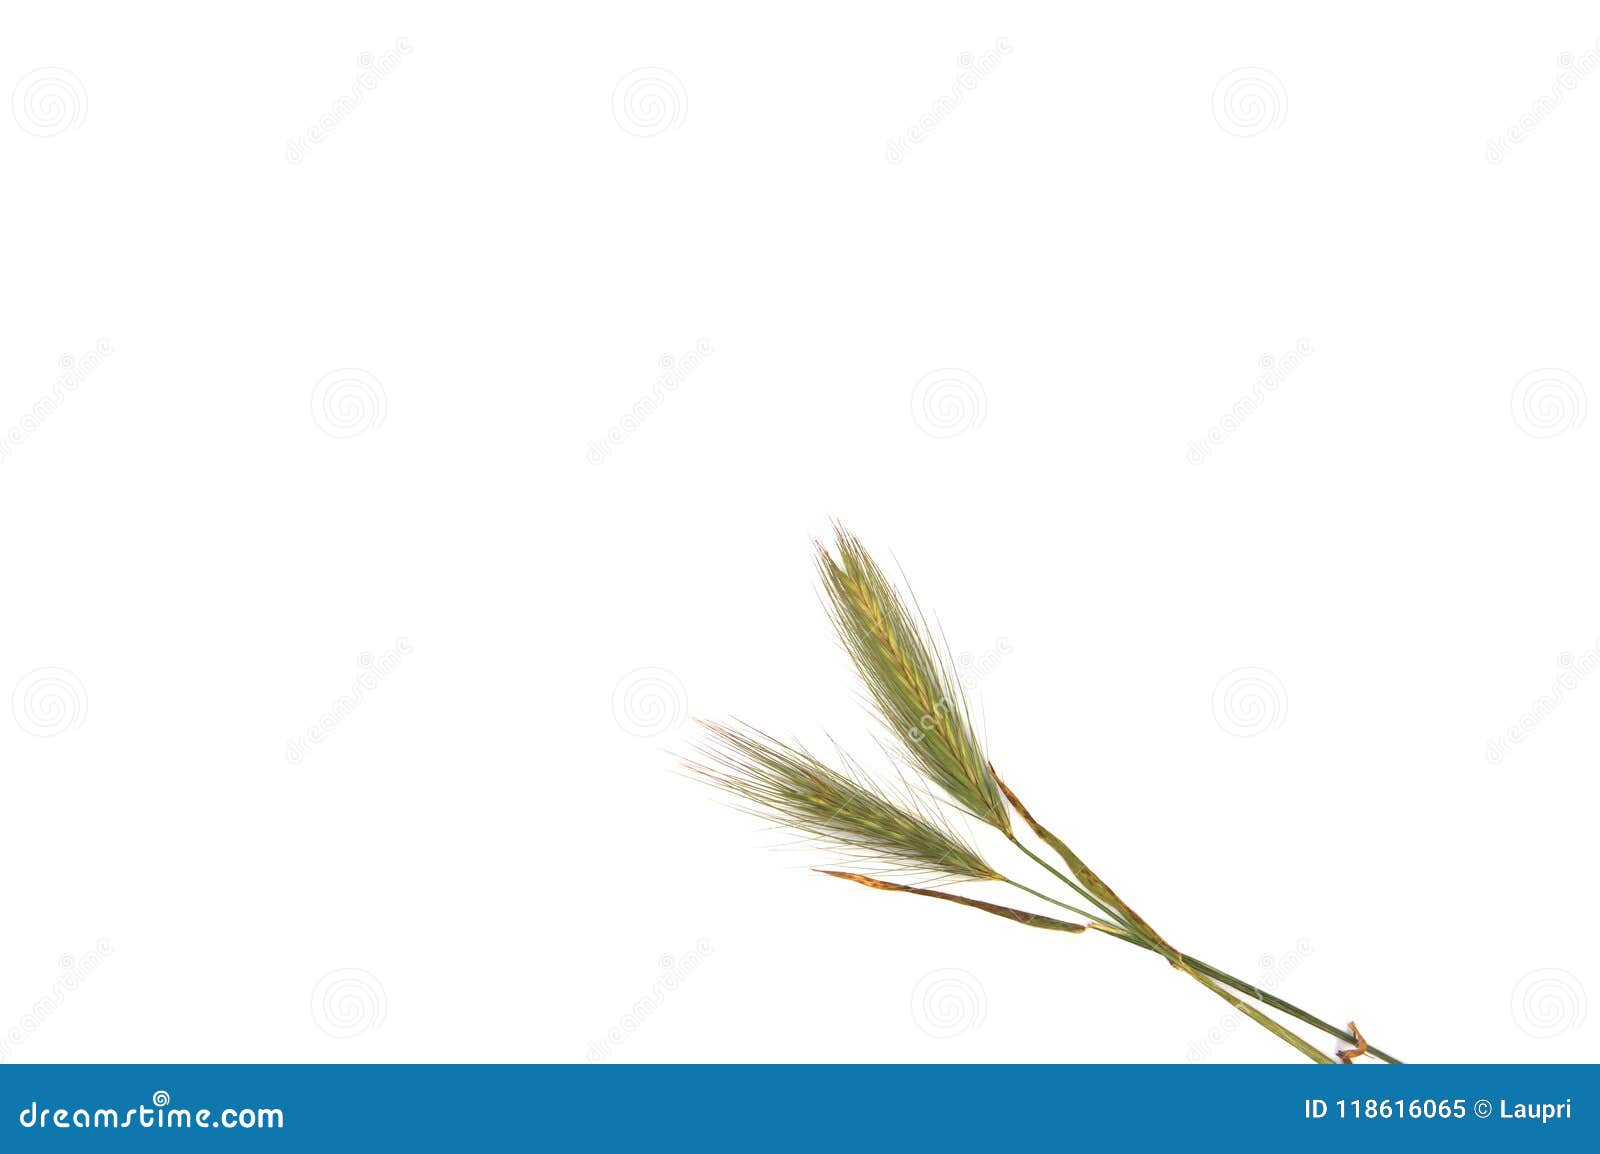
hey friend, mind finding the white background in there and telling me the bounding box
[3,4,1596,1064]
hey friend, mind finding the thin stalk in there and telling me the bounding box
[1183,967,1336,1064]
[824,865,1358,1063]
[992,773,1175,953]
[993,770,1354,1063]
[1048,905,1401,1062]
[1092,921,1399,1060]
[1005,833,1139,937]
[1001,877,1116,926]
[1175,953,1401,1064]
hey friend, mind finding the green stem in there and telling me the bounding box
[1078,918,1335,1063]
[1001,878,1107,926]
[1076,900,1400,1061]
[1183,967,1335,1063]
[1177,953,1401,1064]
[993,771,1349,1063]
[1005,834,1138,936]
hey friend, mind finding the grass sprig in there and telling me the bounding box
[687,525,1401,1064]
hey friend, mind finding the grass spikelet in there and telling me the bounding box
[815,525,1010,833]
[685,721,998,882]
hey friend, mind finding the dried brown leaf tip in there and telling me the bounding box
[1336,1022,1368,1064]
[817,871,1086,933]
